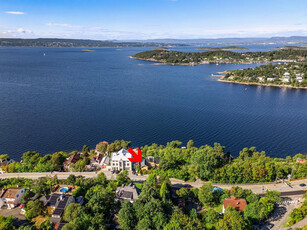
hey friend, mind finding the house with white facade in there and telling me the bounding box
[296,73,304,83]
[0,187,26,209]
[110,149,134,171]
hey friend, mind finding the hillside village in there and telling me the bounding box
[223,62,307,87]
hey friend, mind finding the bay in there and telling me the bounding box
[0,45,306,159]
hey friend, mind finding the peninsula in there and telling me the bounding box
[132,48,307,65]
[219,62,307,88]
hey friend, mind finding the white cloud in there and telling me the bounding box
[17,28,32,34]
[46,23,83,29]
[5,11,25,15]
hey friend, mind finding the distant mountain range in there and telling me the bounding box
[123,36,307,45]
[0,38,185,47]
[0,36,306,47]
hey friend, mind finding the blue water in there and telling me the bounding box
[0,46,307,159]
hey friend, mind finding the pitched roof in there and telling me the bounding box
[115,183,140,201]
[111,149,132,161]
[1,188,23,199]
[64,153,81,166]
[223,196,247,212]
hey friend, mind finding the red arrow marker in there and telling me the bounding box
[128,148,142,163]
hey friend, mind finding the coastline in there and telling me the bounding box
[217,78,307,90]
[130,56,266,66]
[131,55,307,90]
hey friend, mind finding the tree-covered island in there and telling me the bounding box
[132,48,307,65]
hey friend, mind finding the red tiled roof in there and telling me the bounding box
[223,196,247,212]
[64,154,81,166]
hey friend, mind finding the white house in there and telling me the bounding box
[296,73,304,83]
[267,77,275,82]
[0,187,26,209]
[110,149,134,171]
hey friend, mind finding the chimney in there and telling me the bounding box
[132,185,135,189]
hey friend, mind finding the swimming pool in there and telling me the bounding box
[59,187,69,193]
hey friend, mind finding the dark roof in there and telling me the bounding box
[121,191,133,199]
[64,153,81,166]
[50,216,61,223]
[46,194,61,207]
[154,158,160,164]
[53,208,64,216]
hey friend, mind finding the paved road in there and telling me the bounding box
[0,171,306,196]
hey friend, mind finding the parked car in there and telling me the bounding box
[299,183,306,187]
[19,203,25,209]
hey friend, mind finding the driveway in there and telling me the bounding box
[0,207,29,227]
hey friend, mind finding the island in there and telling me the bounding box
[132,48,307,65]
[197,46,248,51]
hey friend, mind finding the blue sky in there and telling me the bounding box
[0,0,306,40]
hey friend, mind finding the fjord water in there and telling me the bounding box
[0,46,307,159]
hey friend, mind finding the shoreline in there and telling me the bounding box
[217,78,307,90]
[131,55,307,90]
[130,56,266,66]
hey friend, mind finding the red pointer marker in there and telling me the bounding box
[128,148,142,162]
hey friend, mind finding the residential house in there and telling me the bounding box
[296,158,306,164]
[115,183,140,203]
[145,156,160,168]
[282,72,291,83]
[41,193,75,224]
[0,187,26,209]
[296,73,304,83]
[222,196,247,213]
[267,77,275,82]
[90,153,110,169]
[257,76,264,82]
[63,153,81,171]
[110,149,134,171]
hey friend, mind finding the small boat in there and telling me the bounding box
[43,53,46,56]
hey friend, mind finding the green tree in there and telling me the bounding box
[198,182,214,207]
[21,190,35,203]
[63,203,82,222]
[116,170,131,186]
[118,201,137,230]
[40,220,53,230]
[0,216,14,230]
[96,142,108,153]
[25,200,46,221]
[71,160,86,172]
[187,140,194,149]
[176,188,189,202]
[67,174,76,185]
[160,181,169,201]
[82,145,90,156]
[96,172,107,187]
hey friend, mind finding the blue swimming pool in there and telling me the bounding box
[59,187,68,193]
